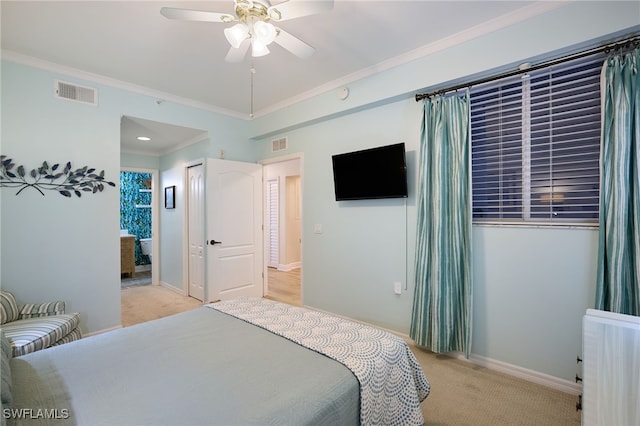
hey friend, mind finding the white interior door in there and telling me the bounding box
[187,164,205,301]
[206,158,263,302]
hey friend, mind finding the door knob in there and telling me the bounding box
[209,239,222,245]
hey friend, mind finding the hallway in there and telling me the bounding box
[265,268,301,306]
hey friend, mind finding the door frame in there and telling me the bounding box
[259,153,304,300]
[120,167,160,285]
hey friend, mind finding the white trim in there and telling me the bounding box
[185,158,205,168]
[1,50,246,120]
[259,152,303,166]
[1,3,563,120]
[305,304,581,396]
[120,148,162,158]
[252,2,568,118]
[260,153,304,301]
[83,325,122,338]
[160,133,210,157]
[159,281,190,297]
[278,262,300,272]
[121,133,209,158]
[448,351,582,395]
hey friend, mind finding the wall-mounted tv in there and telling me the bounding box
[332,142,408,201]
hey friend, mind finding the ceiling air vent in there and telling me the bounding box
[54,80,98,106]
[271,137,288,152]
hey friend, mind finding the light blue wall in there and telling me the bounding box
[157,140,219,293]
[252,2,639,383]
[471,226,598,379]
[121,152,160,170]
[1,62,122,332]
[260,99,422,333]
[249,2,639,139]
[1,61,253,333]
[1,0,637,385]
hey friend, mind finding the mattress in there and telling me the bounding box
[8,306,360,425]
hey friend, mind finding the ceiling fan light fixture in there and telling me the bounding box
[224,23,249,48]
[251,39,270,57]
[160,0,334,62]
[253,20,276,45]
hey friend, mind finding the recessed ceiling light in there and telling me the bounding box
[137,136,151,141]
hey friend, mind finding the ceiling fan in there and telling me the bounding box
[160,0,333,63]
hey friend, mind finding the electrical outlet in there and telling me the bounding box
[394,281,402,295]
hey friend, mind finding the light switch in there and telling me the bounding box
[313,224,323,234]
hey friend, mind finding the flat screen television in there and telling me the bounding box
[332,142,408,201]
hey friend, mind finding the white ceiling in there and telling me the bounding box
[1,0,539,154]
[120,116,209,155]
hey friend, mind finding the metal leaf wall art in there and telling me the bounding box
[0,155,116,198]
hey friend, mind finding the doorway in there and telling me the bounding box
[185,158,264,303]
[120,116,208,326]
[262,155,303,306]
[119,168,159,288]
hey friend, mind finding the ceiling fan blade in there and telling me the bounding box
[267,0,334,21]
[273,28,315,59]
[160,7,235,23]
[225,39,251,63]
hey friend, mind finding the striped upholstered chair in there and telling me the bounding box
[0,290,82,357]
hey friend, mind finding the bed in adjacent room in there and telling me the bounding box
[5,298,430,425]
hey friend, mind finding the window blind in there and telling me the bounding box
[470,52,604,224]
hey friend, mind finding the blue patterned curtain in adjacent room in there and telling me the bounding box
[596,47,640,316]
[410,93,473,357]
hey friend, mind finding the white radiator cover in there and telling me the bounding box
[582,309,640,426]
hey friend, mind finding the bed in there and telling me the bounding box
[4,297,430,425]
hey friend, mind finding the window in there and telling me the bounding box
[471,52,604,225]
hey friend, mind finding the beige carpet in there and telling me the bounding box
[121,285,582,425]
[120,284,202,327]
[412,347,581,425]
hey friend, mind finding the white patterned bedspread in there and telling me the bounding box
[209,297,430,425]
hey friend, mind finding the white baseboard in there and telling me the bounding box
[82,324,122,338]
[278,262,300,272]
[159,281,188,296]
[303,303,581,396]
[448,351,582,395]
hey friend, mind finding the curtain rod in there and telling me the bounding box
[415,35,640,102]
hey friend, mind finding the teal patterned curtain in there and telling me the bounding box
[596,48,640,316]
[410,94,473,357]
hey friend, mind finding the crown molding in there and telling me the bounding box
[253,1,568,118]
[2,2,566,121]
[1,50,248,120]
